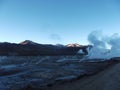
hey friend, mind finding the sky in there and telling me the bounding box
[0,0,120,45]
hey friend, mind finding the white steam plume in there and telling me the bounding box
[86,31,120,59]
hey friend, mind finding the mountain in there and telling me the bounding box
[55,44,65,48]
[19,40,38,45]
[0,40,89,56]
[66,43,81,47]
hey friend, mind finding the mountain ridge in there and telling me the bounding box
[0,40,89,56]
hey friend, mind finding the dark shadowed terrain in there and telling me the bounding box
[47,61,120,90]
[0,40,89,56]
[0,56,119,90]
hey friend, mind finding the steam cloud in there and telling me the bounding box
[87,31,120,59]
[49,34,62,42]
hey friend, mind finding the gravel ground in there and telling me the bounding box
[0,56,119,90]
[45,62,120,90]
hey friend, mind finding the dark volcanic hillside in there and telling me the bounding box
[0,40,88,56]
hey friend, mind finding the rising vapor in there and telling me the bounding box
[85,31,120,59]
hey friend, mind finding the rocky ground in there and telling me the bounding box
[46,60,120,90]
[0,56,119,90]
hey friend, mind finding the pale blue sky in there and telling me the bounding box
[0,0,120,44]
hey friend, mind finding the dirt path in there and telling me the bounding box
[46,63,120,90]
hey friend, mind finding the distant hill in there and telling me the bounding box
[66,43,81,47]
[0,40,89,56]
[19,40,38,45]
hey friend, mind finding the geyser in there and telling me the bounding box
[82,31,120,60]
